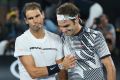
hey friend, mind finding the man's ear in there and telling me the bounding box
[75,18,79,23]
[24,18,28,24]
[41,11,45,19]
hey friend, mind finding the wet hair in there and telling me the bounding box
[56,3,80,17]
[23,2,43,18]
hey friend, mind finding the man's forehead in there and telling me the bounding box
[26,9,41,17]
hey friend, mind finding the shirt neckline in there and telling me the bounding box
[28,29,47,43]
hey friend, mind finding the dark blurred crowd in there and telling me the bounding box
[0,0,120,60]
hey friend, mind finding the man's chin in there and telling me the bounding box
[32,27,42,31]
[64,33,71,36]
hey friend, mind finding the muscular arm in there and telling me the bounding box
[56,58,68,80]
[101,56,116,80]
[19,55,76,79]
[19,55,48,79]
[56,55,76,80]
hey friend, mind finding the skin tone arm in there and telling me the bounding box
[56,57,68,80]
[19,55,48,79]
[101,56,116,80]
[57,69,68,80]
[19,55,76,79]
[57,55,77,80]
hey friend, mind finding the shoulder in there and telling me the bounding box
[108,24,114,28]
[83,27,103,39]
[46,30,61,40]
[107,24,115,31]
[15,30,30,42]
[85,27,101,35]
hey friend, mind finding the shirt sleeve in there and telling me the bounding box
[14,37,31,58]
[55,37,64,60]
[94,31,111,59]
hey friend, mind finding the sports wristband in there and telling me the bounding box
[47,64,60,76]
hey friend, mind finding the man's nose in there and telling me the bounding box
[60,27,67,33]
[33,18,38,23]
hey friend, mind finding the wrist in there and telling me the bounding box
[47,64,60,76]
[58,63,65,70]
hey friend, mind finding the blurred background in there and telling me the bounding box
[0,0,120,80]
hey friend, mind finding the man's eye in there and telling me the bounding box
[28,17,33,20]
[63,25,69,28]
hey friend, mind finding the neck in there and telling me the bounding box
[30,28,45,39]
[74,24,82,35]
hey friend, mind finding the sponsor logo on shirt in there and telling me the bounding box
[30,47,58,51]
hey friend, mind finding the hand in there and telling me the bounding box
[61,54,76,70]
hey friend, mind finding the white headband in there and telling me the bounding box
[57,15,76,20]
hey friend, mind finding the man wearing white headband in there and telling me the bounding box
[56,3,116,80]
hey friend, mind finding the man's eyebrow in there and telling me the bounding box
[27,17,33,20]
[27,14,40,20]
[58,24,70,27]
[35,14,40,17]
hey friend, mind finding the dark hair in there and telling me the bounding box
[56,3,80,17]
[23,2,42,18]
[95,14,108,25]
[95,17,101,25]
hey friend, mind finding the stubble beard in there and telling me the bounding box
[31,24,43,32]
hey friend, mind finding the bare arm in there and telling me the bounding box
[101,56,116,80]
[19,55,76,79]
[58,70,68,80]
[57,55,76,80]
[19,55,48,79]
[56,58,68,80]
